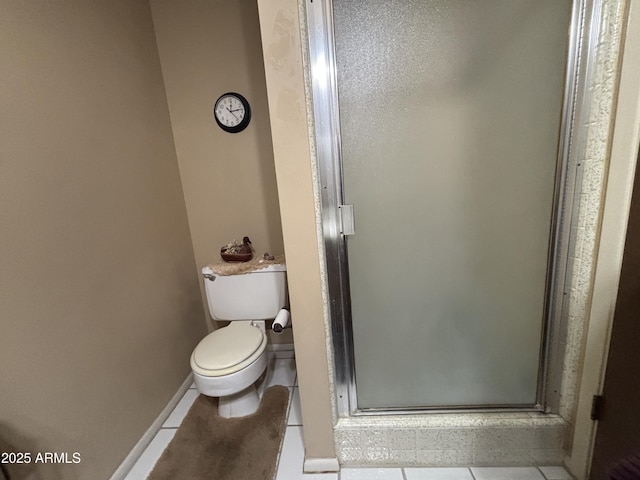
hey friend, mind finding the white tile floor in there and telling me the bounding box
[125,352,574,480]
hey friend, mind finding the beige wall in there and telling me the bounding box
[0,1,206,479]
[257,0,337,462]
[149,0,286,334]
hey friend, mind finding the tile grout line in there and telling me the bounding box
[273,357,294,480]
[272,426,289,480]
[286,387,294,423]
[469,466,478,480]
[537,466,545,479]
[290,386,304,426]
[271,356,292,478]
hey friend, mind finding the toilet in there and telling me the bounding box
[190,261,287,418]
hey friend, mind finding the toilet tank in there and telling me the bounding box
[202,263,287,321]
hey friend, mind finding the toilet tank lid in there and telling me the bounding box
[203,257,286,276]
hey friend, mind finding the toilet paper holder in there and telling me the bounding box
[272,307,291,333]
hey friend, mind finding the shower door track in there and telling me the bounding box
[306,0,602,417]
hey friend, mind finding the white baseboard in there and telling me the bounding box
[303,457,340,473]
[109,374,193,480]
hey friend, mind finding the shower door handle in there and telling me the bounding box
[339,204,355,235]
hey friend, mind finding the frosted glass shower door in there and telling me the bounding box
[334,0,572,409]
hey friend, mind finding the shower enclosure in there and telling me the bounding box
[308,0,585,414]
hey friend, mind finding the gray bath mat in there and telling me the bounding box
[148,385,289,480]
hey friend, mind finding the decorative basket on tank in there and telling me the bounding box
[220,236,253,262]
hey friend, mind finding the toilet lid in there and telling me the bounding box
[192,323,265,373]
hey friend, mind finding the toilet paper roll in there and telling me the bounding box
[272,308,290,333]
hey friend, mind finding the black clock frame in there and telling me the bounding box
[214,92,252,133]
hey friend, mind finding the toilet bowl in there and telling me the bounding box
[191,322,268,417]
[190,261,286,418]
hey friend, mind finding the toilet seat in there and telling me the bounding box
[190,323,267,377]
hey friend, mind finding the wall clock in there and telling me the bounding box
[213,92,251,133]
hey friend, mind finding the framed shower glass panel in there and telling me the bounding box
[307,0,584,414]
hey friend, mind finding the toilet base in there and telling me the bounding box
[192,352,268,418]
[218,385,260,418]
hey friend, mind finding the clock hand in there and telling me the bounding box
[226,107,239,120]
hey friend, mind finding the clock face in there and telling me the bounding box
[214,92,251,133]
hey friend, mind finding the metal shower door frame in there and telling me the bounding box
[306,0,602,417]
